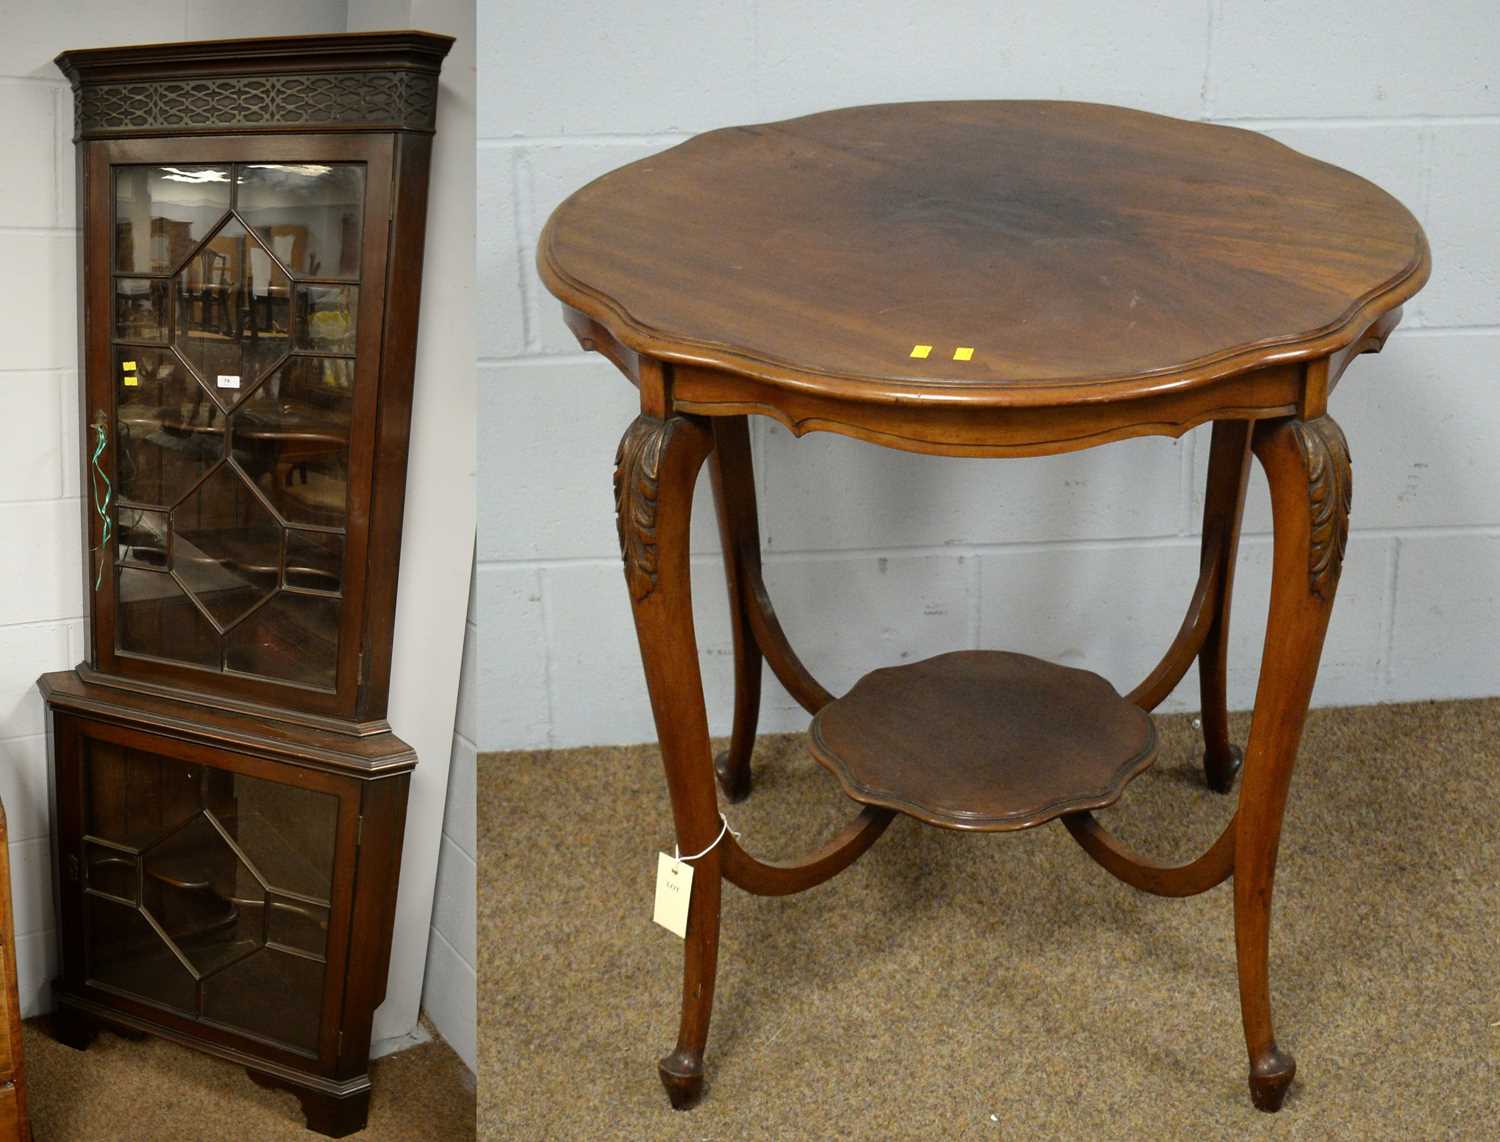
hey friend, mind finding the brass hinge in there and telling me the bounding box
[356,816,364,848]
[337,1029,344,1055]
[66,854,80,883]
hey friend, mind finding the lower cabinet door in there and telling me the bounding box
[57,716,359,1068]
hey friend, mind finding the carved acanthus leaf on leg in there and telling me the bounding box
[1291,416,1352,601]
[614,415,676,602]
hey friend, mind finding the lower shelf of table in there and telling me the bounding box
[808,650,1157,831]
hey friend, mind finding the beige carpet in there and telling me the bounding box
[481,701,1499,1139]
[23,1018,475,1140]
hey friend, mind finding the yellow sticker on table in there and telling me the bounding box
[909,344,932,359]
[122,360,136,371]
[953,347,974,362]
[122,375,139,387]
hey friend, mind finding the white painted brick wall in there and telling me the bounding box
[0,0,352,1024]
[1207,2,1500,119]
[422,587,477,1071]
[479,1,1500,750]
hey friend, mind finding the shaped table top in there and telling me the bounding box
[539,101,1429,406]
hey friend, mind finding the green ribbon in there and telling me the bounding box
[89,419,112,590]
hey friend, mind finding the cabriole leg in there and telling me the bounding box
[1199,419,1253,792]
[1235,414,1350,1111]
[709,415,764,803]
[616,413,723,1109]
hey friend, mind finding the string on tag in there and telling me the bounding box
[88,416,113,590]
[674,813,741,863]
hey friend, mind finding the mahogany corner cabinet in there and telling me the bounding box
[37,31,452,1137]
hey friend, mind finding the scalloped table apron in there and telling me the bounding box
[537,101,1430,1114]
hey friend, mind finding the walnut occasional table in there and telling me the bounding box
[537,102,1430,1113]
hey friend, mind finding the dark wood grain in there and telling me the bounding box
[719,806,893,898]
[356,129,435,725]
[1197,419,1254,792]
[542,101,1427,405]
[335,773,410,1083]
[39,671,414,777]
[810,651,1156,830]
[707,416,763,803]
[1063,809,1235,899]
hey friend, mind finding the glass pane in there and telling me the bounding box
[85,895,197,1015]
[85,739,211,849]
[174,219,290,398]
[115,348,223,507]
[231,357,351,527]
[117,507,168,569]
[172,466,282,629]
[225,594,340,689]
[114,164,231,274]
[294,284,357,353]
[117,567,221,668]
[80,738,339,1049]
[203,946,324,1052]
[84,841,138,904]
[285,530,342,594]
[268,897,329,957]
[143,814,264,978]
[114,278,169,342]
[84,742,338,902]
[236,163,365,279]
[231,777,337,901]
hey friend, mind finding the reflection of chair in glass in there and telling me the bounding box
[116,283,159,340]
[125,298,154,340]
[154,363,223,456]
[188,246,235,337]
[243,242,290,347]
[236,366,348,511]
[117,358,223,504]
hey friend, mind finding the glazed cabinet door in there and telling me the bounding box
[82,135,394,719]
[53,716,360,1071]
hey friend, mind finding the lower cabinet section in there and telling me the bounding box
[40,671,414,1138]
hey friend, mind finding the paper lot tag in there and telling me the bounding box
[653,852,693,938]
